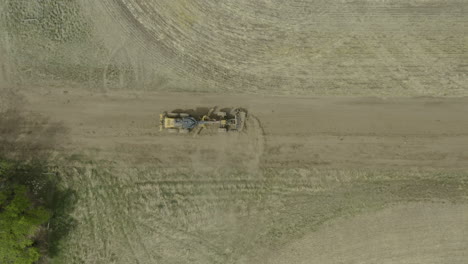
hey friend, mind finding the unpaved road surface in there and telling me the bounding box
[18,89,468,264]
[23,89,468,170]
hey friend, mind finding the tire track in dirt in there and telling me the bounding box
[24,89,468,170]
[75,164,158,264]
[95,0,204,85]
[135,220,227,263]
[405,33,466,95]
[246,114,266,176]
[95,170,143,264]
[87,0,468,95]
[124,166,289,264]
[80,167,101,262]
[69,165,122,263]
[103,168,159,264]
[128,175,238,263]
[108,168,235,263]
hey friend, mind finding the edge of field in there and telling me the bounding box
[52,153,468,263]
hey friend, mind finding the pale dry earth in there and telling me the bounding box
[22,89,468,170]
[14,88,468,264]
[1,0,467,96]
[2,0,468,263]
[87,0,468,96]
[265,202,468,264]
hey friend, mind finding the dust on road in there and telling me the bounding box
[22,89,468,170]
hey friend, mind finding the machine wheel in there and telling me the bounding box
[218,128,227,133]
[214,111,227,118]
[167,128,178,133]
[178,113,189,118]
[179,128,190,134]
[167,112,179,118]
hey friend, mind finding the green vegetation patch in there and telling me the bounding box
[0,183,50,264]
[0,159,77,264]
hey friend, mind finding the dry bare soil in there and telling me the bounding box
[1,1,468,264]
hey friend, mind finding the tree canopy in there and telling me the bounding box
[0,162,51,264]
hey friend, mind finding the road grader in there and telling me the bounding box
[159,107,246,134]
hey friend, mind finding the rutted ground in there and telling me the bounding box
[2,0,468,96]
[57,162,468,264]
[52,159,468,264]
[264,202,468,264]
[20,88,468,264]
[2,0,468,263]
[92,0,468,96]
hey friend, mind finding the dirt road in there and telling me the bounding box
[23,89,468,170]
[3,1,468,263]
